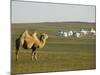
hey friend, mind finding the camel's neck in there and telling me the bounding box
[39,39,46,48]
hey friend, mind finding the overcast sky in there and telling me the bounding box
[12,1,96,23]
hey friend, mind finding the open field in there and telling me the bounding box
[11,22,96,74]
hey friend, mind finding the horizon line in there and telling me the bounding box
[11,21,96,24]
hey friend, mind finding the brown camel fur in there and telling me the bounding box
[15,30,48,61]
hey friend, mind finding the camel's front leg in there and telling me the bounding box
[31,47,36,61]
[32,50,34,61]
[34,51,37,60]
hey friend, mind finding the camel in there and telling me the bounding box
[15,30,48,61]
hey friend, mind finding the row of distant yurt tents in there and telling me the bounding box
[56,28,96,38]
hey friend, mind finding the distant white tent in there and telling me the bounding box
[80,29,88,36]
[73,32,81,38]
[80,29,87,34]
[75,32,81,38]
[90,28,96,36]
[56,31,67,37]
[68,31,73,37]
[90,28,96,33]
[63,32,67,37]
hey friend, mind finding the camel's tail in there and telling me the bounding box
[15,37,20,51]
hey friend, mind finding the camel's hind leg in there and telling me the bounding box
[15,48,19,61]
[15,38,20,61]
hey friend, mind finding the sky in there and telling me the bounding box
[11,1,96,23]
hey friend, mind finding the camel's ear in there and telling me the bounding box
[42,35,45,39]
[44,32,48,35]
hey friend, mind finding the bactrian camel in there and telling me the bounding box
[15,30,48,61]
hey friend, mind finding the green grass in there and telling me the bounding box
[11,22,96,74]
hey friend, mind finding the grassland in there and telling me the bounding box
[11,22,96,75]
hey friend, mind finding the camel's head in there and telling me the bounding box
[40,33,48,41]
